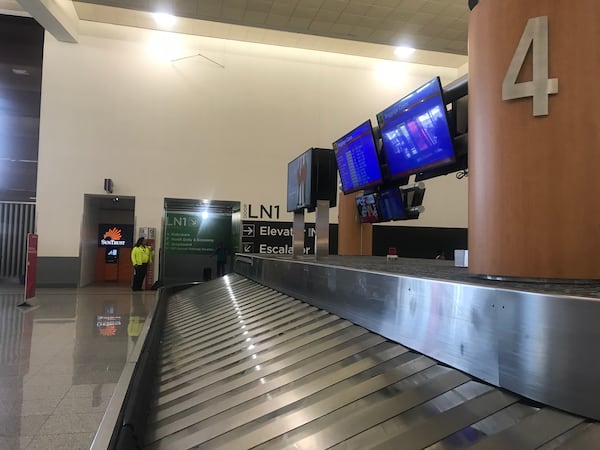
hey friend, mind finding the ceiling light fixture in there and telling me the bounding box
[394,46,416,58]
[153,12,176,28]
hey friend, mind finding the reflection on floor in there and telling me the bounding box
[0,280,156,450]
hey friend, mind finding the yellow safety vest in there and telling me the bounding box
[142,245,153,263]
[131,246,144,266]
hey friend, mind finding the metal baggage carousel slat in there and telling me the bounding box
[157,315,353,393]
[425,402,540,450]
[165,289,285,332]
[147,337,407,445]
[159,309,333,380]
[550,423,600,449]
[248,367,471,450]
[151,341,409,430]
[150,354,441,449]
[136,274,597,449]
[156,322,364,404]
[162,291,287,347]
[464,408,584,450]
[329,381,491,449]
[158,303,323,384]
[163,294,301,346]
[163,282,265,331]
[367,389,518,450]
[158,312,360,417]
[159,296,299,362]
[163,279,259,324]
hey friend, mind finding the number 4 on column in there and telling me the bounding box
[502,16,559,116]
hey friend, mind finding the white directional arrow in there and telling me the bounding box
[242,224,255,237]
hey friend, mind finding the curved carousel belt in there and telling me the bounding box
[142,274,599,449]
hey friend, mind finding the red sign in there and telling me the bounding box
[25,233,38,300]
[145,239,155,290]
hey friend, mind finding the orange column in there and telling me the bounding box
[337,192,361,255]
[337,192,373,256]
[361,224,373,256]
[468,0,600,279]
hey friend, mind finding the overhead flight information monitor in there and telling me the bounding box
[377,77,455,180]
[333,119,383,194]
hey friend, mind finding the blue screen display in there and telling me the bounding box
[379,188,406,221]
[377,77,455,179]
[333,120,383,194]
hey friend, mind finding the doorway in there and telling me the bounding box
[80,194,135,287]
[160,198,241,285]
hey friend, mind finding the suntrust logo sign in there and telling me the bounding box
[98,224,134,248]
[101,227,125,246]
[104,227,122,240]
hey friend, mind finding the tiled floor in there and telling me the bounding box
[0,281,156,450]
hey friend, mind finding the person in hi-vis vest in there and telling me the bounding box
[131,237,152,291]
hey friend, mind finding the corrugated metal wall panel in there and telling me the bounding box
[0,202,35,279]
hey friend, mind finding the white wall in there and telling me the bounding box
[37,21,466,259]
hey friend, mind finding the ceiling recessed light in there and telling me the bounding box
[153,12,176,28]
[394,46,416,57]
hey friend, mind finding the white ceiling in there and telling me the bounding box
[4,0,470,67]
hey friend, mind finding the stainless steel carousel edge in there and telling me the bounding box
[235,254,600,421]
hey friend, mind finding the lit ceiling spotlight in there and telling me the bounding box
[201,211,209,220]
[394,46,416,58]
[153,12,176,28]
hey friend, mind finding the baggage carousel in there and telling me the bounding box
[95,255,600,449]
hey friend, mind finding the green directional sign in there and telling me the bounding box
[164,212,232,255]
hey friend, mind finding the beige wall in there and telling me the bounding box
[37,21,465,258]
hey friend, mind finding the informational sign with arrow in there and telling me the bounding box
[240,220,338,255]
[242,224,255,238]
